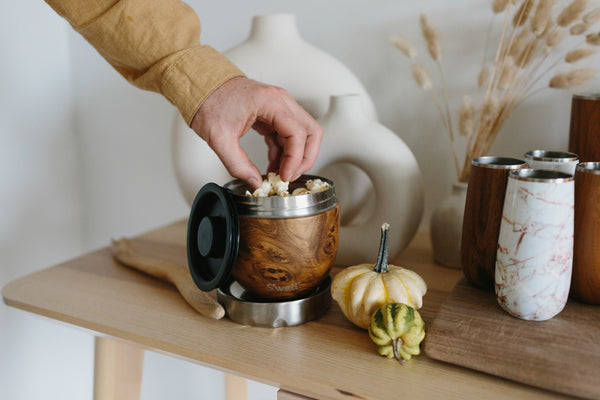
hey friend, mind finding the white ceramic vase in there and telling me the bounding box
[312,94,424,265]
[225,13,377,120]
[171,13,379,204]
[430,182,468,268]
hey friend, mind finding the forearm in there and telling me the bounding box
[44,0,244,124]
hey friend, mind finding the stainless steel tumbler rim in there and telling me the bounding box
[524,150,578,163]
[576,162,600,175]
[509,168,574,183]
[471,156,527,169]
[224,175,337,218]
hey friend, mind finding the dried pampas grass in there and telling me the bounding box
[478,66,490,88]
[412,64,432,90]
[510,29,531,58]
[565,48,596,62]
[420,15,442,61]
[584,8,600,24]
[531,0,554,36]
[513,0,535,27]
[493,0,509,14]
[389,36,417,58]
[549,69,596,88]
[557,0,589,27]
[498,56,516,88]
[570,23,589,35]
[458,96,475,138]
[390,0,599,182]
[546,29,564,49]
[587,32,600,45]
[517,39,538,68]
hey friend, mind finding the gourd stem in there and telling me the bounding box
[392,338,406,364]
[374,223,390,273]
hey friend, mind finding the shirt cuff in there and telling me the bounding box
[161,45,245,126]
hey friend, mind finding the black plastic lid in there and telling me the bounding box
[187,183,239,291]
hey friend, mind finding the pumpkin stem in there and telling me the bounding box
[374,223,390,274]
[392,338,406,364]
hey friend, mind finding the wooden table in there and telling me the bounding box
[2,220,569,400]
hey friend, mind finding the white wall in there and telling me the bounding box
[2,1,599,399]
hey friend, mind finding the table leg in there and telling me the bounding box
[94,336,145,400]
[225,374,247,400]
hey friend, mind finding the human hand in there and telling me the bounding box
[190,76,323,189]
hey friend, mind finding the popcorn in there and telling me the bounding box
[291,188,310,196]
[247,173,288,197]
[246,173,330,197]
[305,179,329,193]
[267,172,289,195]
[252,180,274,197]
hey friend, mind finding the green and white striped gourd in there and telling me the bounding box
[368,303,426,363]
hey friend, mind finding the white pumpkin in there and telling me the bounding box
[331,223,427,329]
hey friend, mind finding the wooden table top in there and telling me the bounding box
[2,220,568,400]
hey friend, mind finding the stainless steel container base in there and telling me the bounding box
[217,276,332,327]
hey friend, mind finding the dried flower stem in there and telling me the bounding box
[437,62,461,176]
[419,14,460,177]
[412,63,451,135]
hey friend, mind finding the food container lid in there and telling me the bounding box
[187,183,240,291]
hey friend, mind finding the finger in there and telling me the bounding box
[277,131,306,182]
[209,133,263,189]
[292,125,323,181]
[264,134,282,174]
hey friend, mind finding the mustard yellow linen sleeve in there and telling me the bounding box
[44,0,245,125]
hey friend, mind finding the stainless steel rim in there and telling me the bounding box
[509,168,574,183]
[576,162,600,175]
[217,276,332,327]
[524,150,578,163]
[224,175,337,218]
[471,156,527,169]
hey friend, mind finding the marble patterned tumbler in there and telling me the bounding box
[495,169,574,321]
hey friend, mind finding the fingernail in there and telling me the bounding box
[279,171,290,182]
[249,177,260,189]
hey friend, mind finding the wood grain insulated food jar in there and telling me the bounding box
[187,175,340,300]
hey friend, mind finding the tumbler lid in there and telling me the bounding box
[187,183,239,291]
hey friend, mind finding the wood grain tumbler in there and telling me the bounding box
[572,162,600,304]
[569,94,600,162]
[188,176,340,301]
[461,157,527,290]
[224,176,340,300]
